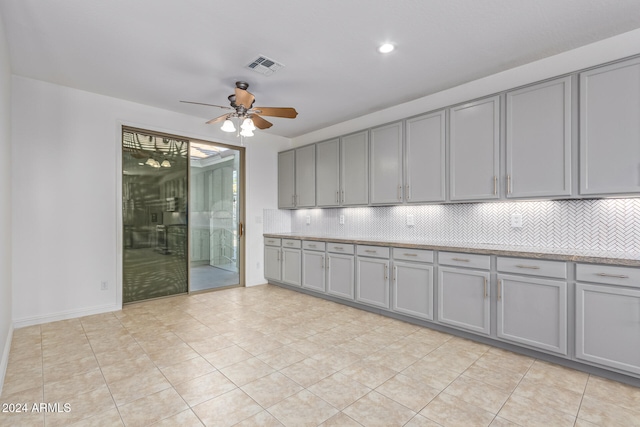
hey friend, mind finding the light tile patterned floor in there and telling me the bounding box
[1,284,640,426]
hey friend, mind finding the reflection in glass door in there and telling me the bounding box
[189,142,241,291]
[122,129,189,303]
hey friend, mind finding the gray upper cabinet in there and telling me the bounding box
[278,150,295,208]
[341,131,369,206]
[506,77,572,198]
[449,96,500,201]
[405,111,446,203]
[295,145,316,207]
[580,57,640,195]
[316,138,340,207]
[370,122,403,205]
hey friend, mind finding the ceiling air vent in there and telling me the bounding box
[246,55,284,76]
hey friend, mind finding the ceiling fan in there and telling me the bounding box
[180,81,298,136]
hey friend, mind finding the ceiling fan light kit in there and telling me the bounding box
[180,81,298,140]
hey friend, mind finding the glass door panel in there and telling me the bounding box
[189,142,241,291]
[122,129,189,303]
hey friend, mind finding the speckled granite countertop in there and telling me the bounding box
[264,233,640,267]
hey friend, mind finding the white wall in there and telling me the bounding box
[11,76,290,326]
[293,28,640,146]
[0,10,13,394]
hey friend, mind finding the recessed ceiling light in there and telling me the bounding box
[378,43,395,53]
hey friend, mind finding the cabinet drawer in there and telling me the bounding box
[357,245,390,258]
[439,252,490,270]
[303,241,326,251]
[327,243,355,254]
[576,264,640,288]
[264,237,281,247]
[282,239,302,249]
[497,257,567,279]
[393,248,434,263]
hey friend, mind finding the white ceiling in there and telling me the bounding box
[1,0,640,138]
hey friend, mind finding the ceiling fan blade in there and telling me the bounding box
[206,114,230,125]
[252,107,298,119]
[180,100,233,110]
[251,114,273,129]
[235,87,255,109]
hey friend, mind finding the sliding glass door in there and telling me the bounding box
[122,128,243,303]
[189,142,241,292]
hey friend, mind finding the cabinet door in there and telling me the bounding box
[405,111,446,203]
[497,274,567,355]
[576,283,640,375]
[327,253,355,300]
[393,261,433,320]
[340,131,368,206]
[281,248,301,286]
[295,145,316,207]
[316,138,340,207]
[438,267,490,335]
[370,122,403,204]
[278,150,296,208]
[580,57,640,195]
[264,246,281,281]
[506,77,572,198]
[302,251,326,292]
[449,96,500,201]
[356,257,390,309]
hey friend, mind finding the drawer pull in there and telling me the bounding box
[595,273,629,279]
[334,246,343,250]
[286,242,294,246]
[516,264,540,270]
[452,257,470,262]
[364,250,377,254]
[403,253,418,257]
[309,244,316,248]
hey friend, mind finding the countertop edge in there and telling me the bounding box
[263,233,640,267]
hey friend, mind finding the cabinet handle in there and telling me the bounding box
[326,256,330,270]
[498,279,502,301]
[398,185,402,201]
[484,278,488,298]
[393,265,397,282]
[406,184,410,200]
[277,250,280,261]
[321,256,324,269]
[516,264,540,270]
[403,253,417,257]
[336,191,339,203]
[507,175,512,194]
[595,272,629,279]
[452,257,470,262]
[493,176,497,195]
[384,264,388,280]
[286,242,294,246]
[292,195,295,206]
[334,246,343,250]
[341,190,345,203]
[365,250,377,254]
[309,244,316,248]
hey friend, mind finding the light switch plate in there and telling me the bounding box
[339,215,345,225]
[407,214,415,226]
[511,213,523,228]
[306,215,311,225]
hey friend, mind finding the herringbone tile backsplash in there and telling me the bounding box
[264,199,640,252]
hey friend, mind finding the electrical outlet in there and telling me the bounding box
[407,214,415,226]
[339,215,345,225]
[306,215,311,225]
[100,281,108,290]
[511,213,523,228]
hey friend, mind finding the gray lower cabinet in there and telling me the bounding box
[370,122,403,204]
[449,96,500,201]
[264,245,281,281]
[302,250,326,292]
[392,260,433,320]
[340,131,369,206]
[356,256,390,309]
[405,111,446,203]
[580,57,640,195]
[326,252,355,300]
[506,77,572,198]
[438,266,490,335]
[496,274,567,355]
[316,138,340,207]
[576,282,640,375]
[281,248,301,286]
